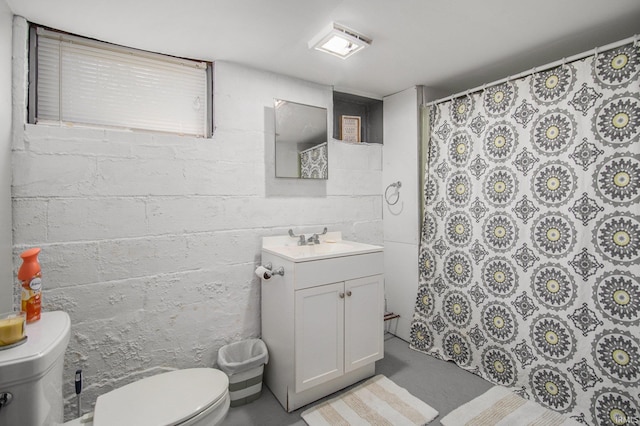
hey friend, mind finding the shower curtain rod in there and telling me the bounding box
[425,33,638,107]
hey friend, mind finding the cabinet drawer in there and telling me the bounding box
[294,252,384,290]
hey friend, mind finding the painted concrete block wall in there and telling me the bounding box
[9,18,382,419]
[382,87,420,341]
[0,1,13,313]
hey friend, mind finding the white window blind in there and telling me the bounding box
[35,27,210,137]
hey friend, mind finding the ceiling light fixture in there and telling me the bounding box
[308,22,372,59]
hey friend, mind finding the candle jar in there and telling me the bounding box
[0,311,26,347]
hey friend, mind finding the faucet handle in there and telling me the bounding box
[289,228,326,245]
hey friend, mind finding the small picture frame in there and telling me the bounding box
[340,115,361,143]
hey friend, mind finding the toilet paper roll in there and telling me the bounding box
[255,266,272,280]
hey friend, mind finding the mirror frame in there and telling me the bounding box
[274,99,328,179]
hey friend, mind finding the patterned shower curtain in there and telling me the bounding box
[410,41,639,425]
[300,142,328,179]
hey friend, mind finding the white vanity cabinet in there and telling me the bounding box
[295,275,384,393]
[260,233,384,412]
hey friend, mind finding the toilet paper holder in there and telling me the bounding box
[265,263,284,277]
[258,263,284,279]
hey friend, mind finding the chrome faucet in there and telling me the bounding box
[289,228,327,245]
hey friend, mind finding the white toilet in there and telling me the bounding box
[0,311,230,426]
[0,311,70,426]
[64,368,230,426]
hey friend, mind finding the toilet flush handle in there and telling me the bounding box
[0,392,13,412]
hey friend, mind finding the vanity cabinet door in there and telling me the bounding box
[295,282,344,392]
[344,275,384,373]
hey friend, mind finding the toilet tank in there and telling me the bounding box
[0,311,71,426]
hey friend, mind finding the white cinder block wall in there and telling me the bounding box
[0,0,13,313]
[9,17,382,419]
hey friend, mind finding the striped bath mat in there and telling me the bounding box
[301,375,438,426]
[440,386,583,425]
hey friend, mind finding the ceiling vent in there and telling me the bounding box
[308,22,372,59]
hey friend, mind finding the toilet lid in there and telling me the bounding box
[93,368,228,426]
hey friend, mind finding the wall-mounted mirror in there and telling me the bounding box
[275,99,328,179]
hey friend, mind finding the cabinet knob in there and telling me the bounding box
[339,292,345,298]
[346,290,352,297]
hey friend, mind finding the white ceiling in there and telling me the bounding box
[6,0,640,99]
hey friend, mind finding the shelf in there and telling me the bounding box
[333,91,383,144]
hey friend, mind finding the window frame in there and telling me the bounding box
[28,24,214,138]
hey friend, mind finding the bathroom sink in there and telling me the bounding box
[263,237,382,262]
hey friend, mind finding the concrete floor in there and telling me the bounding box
[223,334,493,426]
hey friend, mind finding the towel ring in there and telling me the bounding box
[385,181,402,206]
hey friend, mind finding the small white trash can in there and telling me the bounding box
[217,338,269,407]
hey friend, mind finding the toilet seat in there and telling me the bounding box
[92,368,229,426]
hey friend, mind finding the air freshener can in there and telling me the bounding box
[18,248,42,323]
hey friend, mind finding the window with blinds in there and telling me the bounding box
[30,26,212,137]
